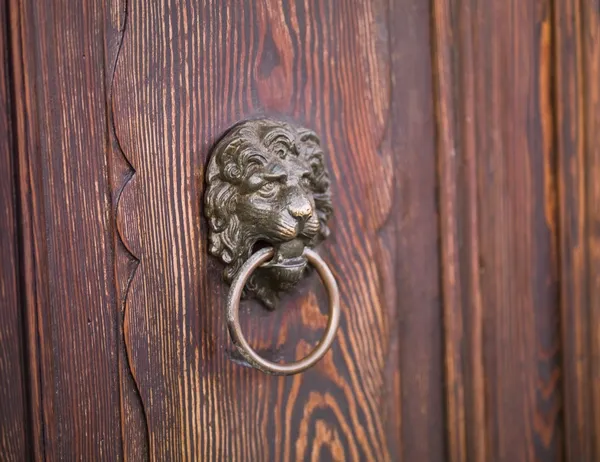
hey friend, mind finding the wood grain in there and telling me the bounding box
[389,1,447,461]
[8,0,125,458]
[109,0,427,459]
[431,0,486,460]
[472,2,563,460]
[104,0,150,459]
[433,1,564,461]
[7,0,44,457]
[0,3,28,459]
[555,1,600,460]
[554,1,591,459]
[2,0,599,460]
[583,5,600,460]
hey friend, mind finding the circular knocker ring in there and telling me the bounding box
[226,247,341,375]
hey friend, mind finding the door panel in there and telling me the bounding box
[110,0,440,460]
[2,0,599,461]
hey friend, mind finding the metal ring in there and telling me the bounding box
[226,247,340,375]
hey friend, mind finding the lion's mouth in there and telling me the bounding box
[268,255,306,269]
[261,238,307,269]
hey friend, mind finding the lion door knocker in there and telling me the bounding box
[204,118,340,375]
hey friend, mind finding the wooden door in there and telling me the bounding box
[1,0,598,461]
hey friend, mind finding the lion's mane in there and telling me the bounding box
[204,119,333,286]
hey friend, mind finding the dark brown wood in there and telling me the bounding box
[433,1,565,461]
[583,5,600,460]
[8,0,125,458]
[554,1,600,461]
[7,3,44,458]
[389,1,446,461]
[0,3,28,460]
[2,0,599,460]
[472,1,563,460]
[554,1,590,459]
[110,0,422,459]
[431,0,485,460]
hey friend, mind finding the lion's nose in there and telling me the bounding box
[288,197,313,224]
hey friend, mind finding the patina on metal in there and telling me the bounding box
[204,118,333,310]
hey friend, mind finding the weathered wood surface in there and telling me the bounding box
[432,1,599,461]
[0,4,28,460]
[2,0,599,461]
[554,1,600,461]
[432,1,568,461]
[111,0,420,459]
[389,1,446,461]
[8,0,124,459]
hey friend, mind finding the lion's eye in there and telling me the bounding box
[257,181,279,197]
[300,176,312,189]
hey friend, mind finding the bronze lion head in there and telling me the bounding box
[204,119,333,309]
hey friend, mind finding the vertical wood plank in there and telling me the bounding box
[433,0,564,461]
[583,3,600,459]
[8,0,44,456]
[555,1,600,460]
[0,3,28,459]
[431,0,486,460]
[554,1,591,460]
[110,0,429,459]
[472,2,562,460]
[431,0,469,453]
[8,0,125,458]
[389,0,446,461]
